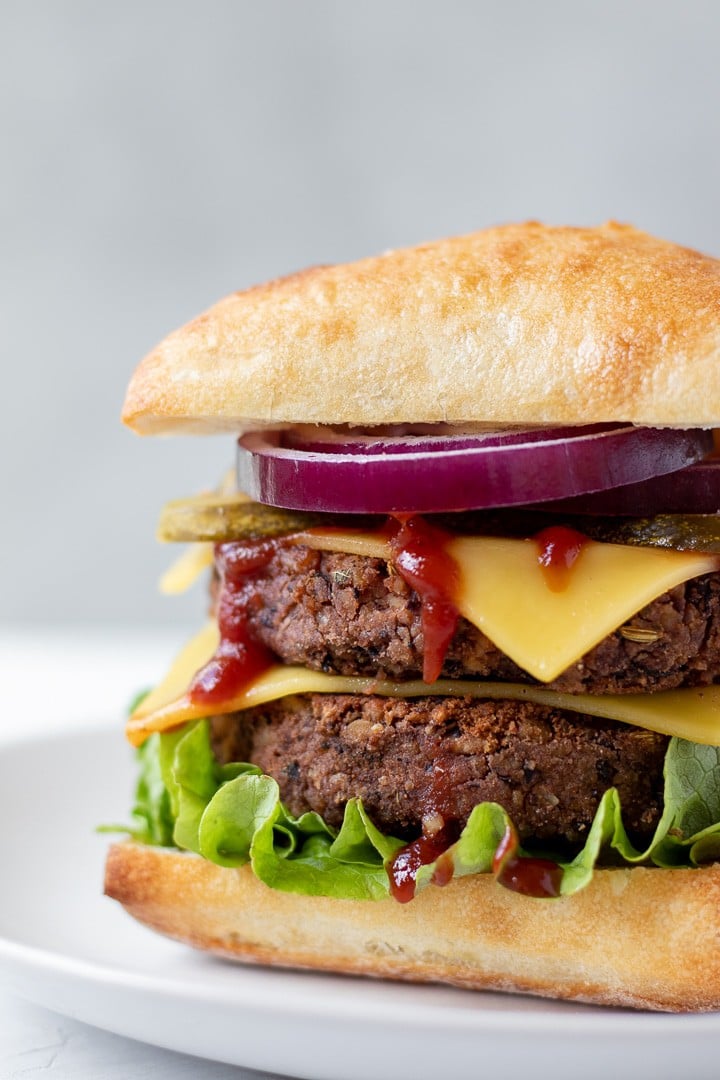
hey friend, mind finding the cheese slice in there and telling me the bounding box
[134,622,219,719]
[449,537,718,681]
[299,529,718,682]
[295,529,389,559]
[156,525,718,679]
[126,622,720,748]
[159,542,214,595]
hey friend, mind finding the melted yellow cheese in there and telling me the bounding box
[126,622,720,748]
[294,530,389,559]
[299,530,718,682]
[450,536,717,681]
[157,526,717,679]
[159,542,214,594]
[134,622,219,720]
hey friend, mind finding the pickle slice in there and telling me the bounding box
[157,495,327,543]
[434,509,720,551]
[434,509,720,553]
[583,514,720,553]
[158,494,720,554]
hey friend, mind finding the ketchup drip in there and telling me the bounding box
[387,516,460,683]
[189,540,278,706]
[492,823,563,899]
[388,825,458,903]
[534,525,589,593]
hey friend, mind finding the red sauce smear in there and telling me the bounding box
[388,826,457,903]
[535,525,589,593]
[387,516,460,682]
[189,539,278,706]
[492,823,563,898]
[431,850,455,888]
[388,756,463,901]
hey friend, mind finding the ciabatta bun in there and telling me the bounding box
[105,841,720,1011]
[122,222,720,435]
[115,223,720,1013]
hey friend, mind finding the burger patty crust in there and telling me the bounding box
[210,694,667,846]
[216,543,720,694]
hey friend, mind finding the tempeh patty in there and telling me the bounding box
[210,694,668,846]
[213,542,720,694]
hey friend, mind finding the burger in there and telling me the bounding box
[106,221,720,1010]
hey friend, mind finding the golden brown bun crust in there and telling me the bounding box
[105,842,720,1011]
[122,222,720,434]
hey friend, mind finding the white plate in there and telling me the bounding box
[1,727,719,1080]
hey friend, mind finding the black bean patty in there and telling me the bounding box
[210,695,667,846]
[214,543,720,694]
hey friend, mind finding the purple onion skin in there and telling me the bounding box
[547,459,720,516]
[237,427,714,516]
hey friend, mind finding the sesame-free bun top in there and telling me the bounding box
[122,222,720,434]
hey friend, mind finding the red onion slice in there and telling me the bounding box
[236,426,713,514]
[547,457,720,516]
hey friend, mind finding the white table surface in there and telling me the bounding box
[0,627,284,1080]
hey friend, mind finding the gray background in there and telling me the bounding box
[3,0,720,627]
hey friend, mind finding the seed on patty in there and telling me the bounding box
[210,694,668,847]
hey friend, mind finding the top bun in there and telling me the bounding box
[122,222,720,434]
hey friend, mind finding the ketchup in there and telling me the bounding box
[387,516,460,682]
[492,823,563,898]
[388,826,457,903]
[189,540,277,706]
[534,525,589,593]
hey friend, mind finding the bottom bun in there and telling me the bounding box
[105,842,720,1011]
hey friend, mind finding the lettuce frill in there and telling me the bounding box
[120,719,720,900]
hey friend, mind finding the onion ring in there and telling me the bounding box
[548,458,720,516]
[236,426,713,514]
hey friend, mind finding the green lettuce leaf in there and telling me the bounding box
[105,732,177,845]
[649,739,720,867]
[111,720,720,902]
[99,689,174,845]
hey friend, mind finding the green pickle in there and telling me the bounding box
[157,495,326,542]
[157,493,720,554]
[435,509,720,553]
[580,514,720,553]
